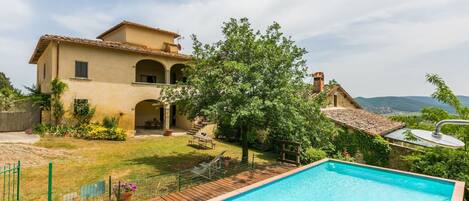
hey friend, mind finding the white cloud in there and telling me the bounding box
[0,0,32,31]
[52,12,114,38]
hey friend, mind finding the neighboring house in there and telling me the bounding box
[311,72,405,136]
[29,21,194,136]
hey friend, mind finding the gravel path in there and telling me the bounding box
[0,132,40,144]
[0,144,69,167]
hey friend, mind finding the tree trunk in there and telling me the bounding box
[241,125,249,163]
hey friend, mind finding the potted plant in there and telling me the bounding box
[164,129,173,136]
[113,182,137,201]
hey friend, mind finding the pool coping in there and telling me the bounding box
[209,158,465,201]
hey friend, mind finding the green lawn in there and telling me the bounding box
[22,136,275,200]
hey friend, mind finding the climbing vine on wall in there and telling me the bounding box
[334,127,391,166]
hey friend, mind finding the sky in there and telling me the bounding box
[0,0,468,97]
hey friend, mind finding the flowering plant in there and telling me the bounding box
[114,182,137,193]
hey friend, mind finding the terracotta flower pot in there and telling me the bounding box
[164,129,173,136]
[117,192,133,201]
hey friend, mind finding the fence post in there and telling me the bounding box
[108,176,112,200]
[177,171,181,192]
[251,154,255,169]
[117,181,121,201]
[16,161,20,201]
[3,164,6,200]
[8,164,11,201]
[47,162,52,201]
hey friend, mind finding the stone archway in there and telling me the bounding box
[135,59,166,83]
[170,64,188,84]
[134,99,165,134]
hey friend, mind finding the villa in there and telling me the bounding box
[29,21,195,136]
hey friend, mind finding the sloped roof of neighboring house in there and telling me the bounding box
[322,107,405,136]
[97,20,180,39]
[29,34,191,64]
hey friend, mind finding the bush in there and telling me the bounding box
[73,100,95,125]
[79,124,126,141]
[333,129,391,166]
[404,147,469,200]
[302,147,327,164]
[102,116,119,129]
[33,123,50,135]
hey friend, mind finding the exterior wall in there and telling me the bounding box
[175,112,192,130]
[60,79,163,133]
[101,27,126,42]
[36,42,56,93]
[125,26,174,50]
[326,89,359,109]
[57,43,183,83]
[101,25,175,50]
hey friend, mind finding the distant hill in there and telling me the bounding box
[355,96,469,114]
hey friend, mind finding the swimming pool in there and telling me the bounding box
[214,159,464,201]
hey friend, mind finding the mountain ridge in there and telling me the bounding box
[355,96,469,114]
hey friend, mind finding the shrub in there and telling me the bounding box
[333,129,391,166]
[73,100,95,125]
[102,116,119,129]
[302,147,327,164]
[332,151,355,162]
[404,147,469,200]
[33,123,50,135]
[79,124,126,141]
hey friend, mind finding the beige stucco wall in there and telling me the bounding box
[36,42,56,93]
[125,26,174,50]
[102,26,126,42]
[326,89,359,109]
[175,111,192,130]
[101,25,175,50]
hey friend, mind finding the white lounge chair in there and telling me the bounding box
[191,151,226,179]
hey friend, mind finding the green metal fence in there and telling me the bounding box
[0,161,20,201]
[47,156,256,200]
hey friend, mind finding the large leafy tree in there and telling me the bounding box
[163,18,336,162]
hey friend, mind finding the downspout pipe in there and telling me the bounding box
[56,41,60,79]
[433,119,469,138]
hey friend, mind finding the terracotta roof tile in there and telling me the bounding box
[29,34,191,64]
[322,108,405,136]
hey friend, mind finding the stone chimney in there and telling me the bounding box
[313,72,324,93]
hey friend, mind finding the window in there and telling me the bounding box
[75,61,88,78]
[140,75,157,83]
[43,64,46,79]
[333,94,338,107]
[73,99,89,114]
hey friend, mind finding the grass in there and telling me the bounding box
[21,136,276,200]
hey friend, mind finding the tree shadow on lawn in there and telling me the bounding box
[127,151,213,173]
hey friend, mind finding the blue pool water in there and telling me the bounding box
[225,161,455,201]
